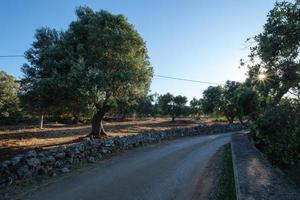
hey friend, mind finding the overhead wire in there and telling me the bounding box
[0,54,221,85]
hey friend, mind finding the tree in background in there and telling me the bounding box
[0,71,21,124]
[233,85,260,125]
[201,86,223,116]
[190,98,202,119]
[158,93,187,121]
[172,95,188,121]
[21,28,66,127]
[110,100,138,120]
[220,81,241,123]
[158,93,174,119]
[135,94,160,118]
[21,7,153,137]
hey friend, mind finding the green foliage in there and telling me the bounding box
[65,7,153,109]
[200,81,259,124]
[21,27,88,118]
[244,0,300,104]
[190,98,202,119]
[173,95,188,119]
[110,100,138,119]
[158,93,174,116]
[201,86,223,115]
[135,94,155,117]
[158,93,188,121]
[251,103,300,165]
[0,71,21,123]
[221,81,241,123]
[233,85,260,123]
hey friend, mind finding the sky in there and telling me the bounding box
[0,0,279,100]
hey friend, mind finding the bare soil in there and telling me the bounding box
[0,118,213,161]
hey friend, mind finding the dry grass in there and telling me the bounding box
[0,117,206,161]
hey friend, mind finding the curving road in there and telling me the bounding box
[26,133,233,200]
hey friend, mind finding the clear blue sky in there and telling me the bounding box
[0,0,278,100]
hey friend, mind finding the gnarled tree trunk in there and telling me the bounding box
[225,115,234,124]
[90,107,109,138]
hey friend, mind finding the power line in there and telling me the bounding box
[154,74,221,85]
[0,55,24,58]
[0,55,222,85]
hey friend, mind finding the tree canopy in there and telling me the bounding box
[243,0,300,104]
[0,71,20,123]
[157,93,188,121]
[190,98,202,119]
[201,86,223,115]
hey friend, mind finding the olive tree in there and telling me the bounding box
[67,8,153,137]
[20,28,76,127]
[158,93,174,119]
[21,7,153,137]
[190,98,201,119]
[233,85,260,125]
[221,81,241,123]
[201,86,223,115]
[172,95,188,121]
[158,93,187,121]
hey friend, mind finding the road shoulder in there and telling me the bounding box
[231,133,300,200]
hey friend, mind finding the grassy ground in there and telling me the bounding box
[0,117,221,161]
[210,144,236,200]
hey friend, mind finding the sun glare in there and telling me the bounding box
[257,73,267,81]
[255,71,271,85]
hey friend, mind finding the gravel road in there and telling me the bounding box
[26,133,232,200]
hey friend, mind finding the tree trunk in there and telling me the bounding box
[90,109,107,138]
[273,86,290,105]
[171,115,175,122]
[238,115,247,126]
[40,113,44,129]
[225,115,234,124]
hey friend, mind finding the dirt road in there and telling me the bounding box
[25,133,232,200]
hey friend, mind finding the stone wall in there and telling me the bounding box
[0,123,244,187]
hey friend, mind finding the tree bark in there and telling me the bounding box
[90,109,108,138]
[40,113,44,129]
[225,115,234,124]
